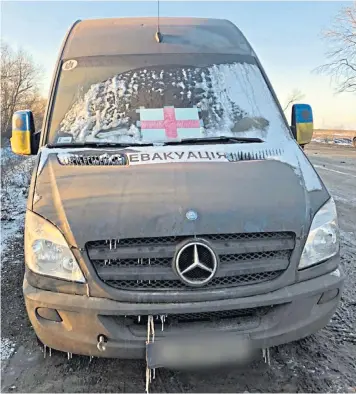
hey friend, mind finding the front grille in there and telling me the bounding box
[104,271,283,290]
[123,305,275,325]
[87,232,293,249]
[93,257,172,268]
[221,250,289,262]
[92,250,290,268]
[86,232,295,292]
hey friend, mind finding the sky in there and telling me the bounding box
[1,0,355,130]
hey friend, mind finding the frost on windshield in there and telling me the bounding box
[56,62,287,143]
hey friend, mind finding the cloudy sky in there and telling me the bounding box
[2,0,355,130]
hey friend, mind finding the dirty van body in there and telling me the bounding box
[15,18,344,367]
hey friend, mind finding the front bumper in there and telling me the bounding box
[24,265,345,362]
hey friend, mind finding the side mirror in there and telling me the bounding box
[291,104,313,147]
[10,110,40,155]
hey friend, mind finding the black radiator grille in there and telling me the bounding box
[86,232,295,292]
[87,232,293,249]
[92,250,290,268]
[104,271,283,290]
[122,305,276,325]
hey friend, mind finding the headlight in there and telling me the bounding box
[299,198,339,269]
[25,210,86,282]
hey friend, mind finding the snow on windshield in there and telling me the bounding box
[56,62,288,143]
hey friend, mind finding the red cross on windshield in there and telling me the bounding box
[140,107,201,138]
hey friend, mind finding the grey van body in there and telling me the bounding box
[24,17,344,364]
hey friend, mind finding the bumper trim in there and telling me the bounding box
[23,267,344,359]
[24,266,344,315]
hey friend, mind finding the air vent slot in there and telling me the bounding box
[57,153,128,166]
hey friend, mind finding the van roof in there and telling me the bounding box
[62,17,254,59]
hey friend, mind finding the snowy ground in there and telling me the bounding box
[1,144,35,366]
[1,142,355,392]
[1,146,35,248]
[312,137,354,147]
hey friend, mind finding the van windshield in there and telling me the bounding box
[48,54,288,145]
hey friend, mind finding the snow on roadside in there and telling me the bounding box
[1,162,32,243]
[340,230,356,248]
[312,137,353,147]
[1,150,35,249]
[0,338,16,361]
[1,146,35,363]
[0,145,14,166]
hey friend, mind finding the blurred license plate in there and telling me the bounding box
[146,334,253,369]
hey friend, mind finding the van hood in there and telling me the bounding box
[32,142,329,248]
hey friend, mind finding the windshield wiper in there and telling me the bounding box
[47,141,155,149]
[47,136,263,149]
[161,136,264,145]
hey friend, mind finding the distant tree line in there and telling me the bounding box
[316,4,356,93]
[1,41,47,140]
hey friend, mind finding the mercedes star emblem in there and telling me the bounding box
[186,210,198,221]
[174,240,218,286]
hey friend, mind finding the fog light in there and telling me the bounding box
[36,307,62,322]
[318,289,339,305]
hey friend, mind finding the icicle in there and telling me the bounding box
[145,315,155,393]
[110,240,112,250]
[160,315,167,331]
[67,352,70,360]
[138,315,141,323]
[43,344,47,359]
[150,316,155,342]
[49,348,52,357]
[262,348,271,365]
[145,368,150,393]
[153,368,156,380]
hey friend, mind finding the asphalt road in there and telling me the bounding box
[1,142,355,393]
[306,142,356,235]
